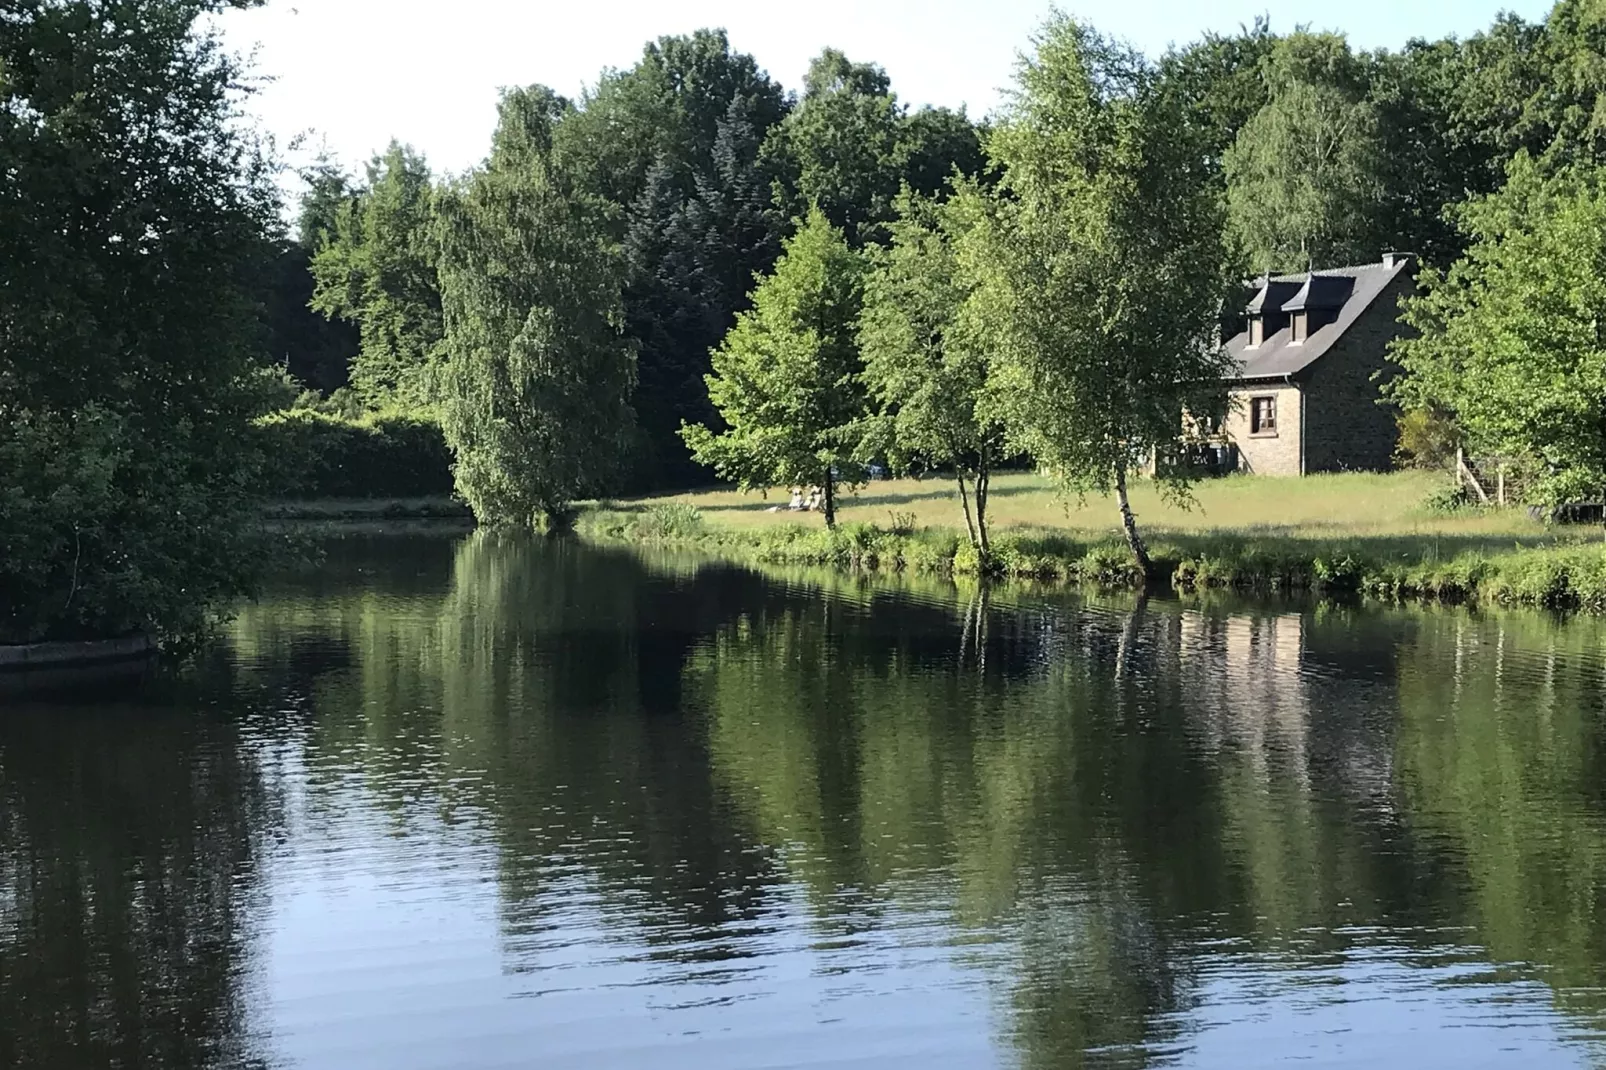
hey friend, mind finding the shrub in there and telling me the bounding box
[638,503,704,540]
[887,510,919,536]
[255,409,455,500]
[1422,481,1472,514]
[1395,406,1460,470]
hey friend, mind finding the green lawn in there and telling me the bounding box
[586,471,1606,610]
[618,470,1563,548]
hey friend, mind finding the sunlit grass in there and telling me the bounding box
[586,470,1606,610]
[621,470,1567,549]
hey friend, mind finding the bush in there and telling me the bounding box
[1422,481,1472,514]
[638,503,704,540]
[0,404,267,644]
[255,409,455,500]
[1395,407,1460,470]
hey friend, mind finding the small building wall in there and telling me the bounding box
[1226,383,1303,476]
[1299,270,1413,473]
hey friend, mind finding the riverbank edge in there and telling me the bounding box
[262,497,472,522]
[0,634,155,671]
[577,507,1606,612]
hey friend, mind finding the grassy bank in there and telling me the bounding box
[582,471,1606,611]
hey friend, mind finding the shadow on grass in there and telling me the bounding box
[656,480,1052,516]
[992,525,1567,562]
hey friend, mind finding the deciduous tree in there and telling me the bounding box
[858,188,1002,552]
[974,16,1239,575]
[0,0,278,642]
[1390,155,1606,506]
[682,208,866,527]
[310,142,444,406]
[436,87,636,528]
[1223,33,1386,272]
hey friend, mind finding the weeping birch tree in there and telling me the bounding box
[436,87,636,528]
[972,16,1239,577]
[857,186,1003,553]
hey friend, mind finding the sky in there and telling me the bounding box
[219,0,1556,186]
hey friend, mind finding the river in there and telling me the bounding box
[3,531,1606,1069]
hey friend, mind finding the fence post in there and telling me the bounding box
[1457,448,1490,504]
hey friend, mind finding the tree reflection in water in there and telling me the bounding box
[12,532,1606,1069]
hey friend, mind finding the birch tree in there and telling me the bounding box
[973,16,1239,576]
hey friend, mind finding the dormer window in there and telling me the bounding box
[1280,272,1355,343]
[1245,277,1300,348]
[1290,311,1308,344]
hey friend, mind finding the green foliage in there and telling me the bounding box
[262,240,358,394]
[682,207,868,527]
[254,410,454,500]
[764,49,985,246]
[0,0,277,643]
[620,97,786,490]
[764,50,903,244]
[1525,0,1606,166]
[974,16,1239,568]
[555,30,789,217]
[858,187,1002,549]
[638,503,705,540]
[1421,481,1472,515]
[309,142,445,407]
[1391,155,1606,506]
[1156,19,1277,175]
[1223,33,1386,272]
[547,32,793,491]
[1395,406,1461,470]
[436,86,637,527]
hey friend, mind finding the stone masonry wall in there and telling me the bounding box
[1300,270,1415,473]
[1225,383,1303,476]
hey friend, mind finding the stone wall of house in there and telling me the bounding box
[1300,270,1414,473]
[1226,383,1303,476]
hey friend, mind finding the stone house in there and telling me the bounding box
[1217,253,1416,477]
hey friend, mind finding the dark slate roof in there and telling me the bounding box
[1245,279,1301,314]
[1226,257,1412,381]
[1281,273,1355,312]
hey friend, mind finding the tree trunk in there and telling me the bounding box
[975,455,991,557]
[956,471,979,549]
[1114,465,1152,580]
[823,470,836,529]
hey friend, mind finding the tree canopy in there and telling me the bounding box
[0,0,278,642]
[974,16,1239,572]
[1223,33,1386,272]
[309,142,444,407]
[857,188,1002,551]
[436,87,636,527]
[1391,154,1606,505]
[682,207,866,527]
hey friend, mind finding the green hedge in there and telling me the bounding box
[255,409,455,500]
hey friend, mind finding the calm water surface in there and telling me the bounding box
[5,532,1606,1069]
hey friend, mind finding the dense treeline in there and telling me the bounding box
[14,0,1606,641]
[272,2,1606,543]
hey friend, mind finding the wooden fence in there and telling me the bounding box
[1455,449,1531,507]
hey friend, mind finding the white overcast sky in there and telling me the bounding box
[218,0,1555,185]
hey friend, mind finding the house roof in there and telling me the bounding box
[1227,257,1413,381]
[1281,273,1355,312]
[1245,279,1301,315]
